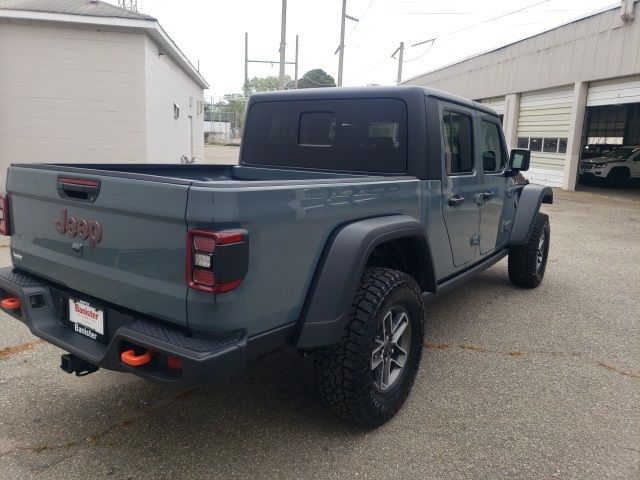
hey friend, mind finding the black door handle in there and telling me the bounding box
[57,176,101,203]
[482,191,495,200]
[448,195,465,207]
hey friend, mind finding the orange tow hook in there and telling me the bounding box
[121,349,153,367]
[1,297,21,310]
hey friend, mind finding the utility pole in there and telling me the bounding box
[245,30,297,94]
[337,0,347,87]
[279,0,287,89]
[336,0,359,87]
[244,32,250,97]
[294,35,299,89]
[394,42,404,84]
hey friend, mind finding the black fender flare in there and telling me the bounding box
[294,215,435,349]
[509,184,553,246]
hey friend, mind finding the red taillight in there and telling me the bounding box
[58,177,101,188]
[193,235,216,252]
[0,194,9,236]
[186,229,248,293]
[193,268,214,286]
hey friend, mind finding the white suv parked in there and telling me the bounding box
[579,146,640,186]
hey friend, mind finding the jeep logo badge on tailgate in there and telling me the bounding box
[55,208,103,248]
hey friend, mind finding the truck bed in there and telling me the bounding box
[7,163,428,338]
[15,163,387,185]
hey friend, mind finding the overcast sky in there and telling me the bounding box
[106,0,617,98]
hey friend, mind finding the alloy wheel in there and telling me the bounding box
[371,306,412,392]
[536,232,546,271]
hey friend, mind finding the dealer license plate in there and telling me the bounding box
[68,299,104,340]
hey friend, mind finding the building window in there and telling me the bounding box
[529,137,543,152]
[518,136,568,154]
[586,105,626,143]
[558,138,568,153]
[542,138,558,153]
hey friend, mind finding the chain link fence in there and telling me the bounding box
[204,96,248,144]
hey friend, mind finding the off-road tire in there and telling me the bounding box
[508,212,550,288]
[314,267,425,427]
[607,168,630,187]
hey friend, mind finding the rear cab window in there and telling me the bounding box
[242,99,408,173]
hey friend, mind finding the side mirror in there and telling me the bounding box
[508,149,530,173]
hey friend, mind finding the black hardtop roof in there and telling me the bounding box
[248,85,498,116]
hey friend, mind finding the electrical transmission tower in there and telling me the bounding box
[118,1,138,12]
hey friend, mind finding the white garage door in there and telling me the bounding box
[587,76,640,106]
[517,86,573,187]
[478,96,505,115]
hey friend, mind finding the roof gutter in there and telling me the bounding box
[0,9,209,89]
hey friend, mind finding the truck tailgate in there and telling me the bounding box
[7,166,189,326]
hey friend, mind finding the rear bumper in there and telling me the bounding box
[0,267,249,385]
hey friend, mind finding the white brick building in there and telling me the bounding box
[0,0,208,189]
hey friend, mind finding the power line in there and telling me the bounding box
[353,0,374,29]
[343,56,394,85]
[394,8,596,15]
[411,37,436,48]
[392,0,554,69]
[343,0,571,86]
[400,40,436,63]
[445,0,553,37]
[346,36,433,85]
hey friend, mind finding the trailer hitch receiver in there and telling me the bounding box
[60,353,99,376]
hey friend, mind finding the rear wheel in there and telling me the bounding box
[314,267,425,427]
[607,168,630,187]
[508,212,550,288]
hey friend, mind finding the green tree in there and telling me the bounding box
[206,93,247,131]
[248,75,292,93]
[221,93,245,115]
[297,69,336,89]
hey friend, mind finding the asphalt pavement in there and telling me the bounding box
[0,188,638,479]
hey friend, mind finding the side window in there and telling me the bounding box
[480,120,505,173]
[442,110,474,175]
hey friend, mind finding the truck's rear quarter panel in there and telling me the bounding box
[186,178,422,336]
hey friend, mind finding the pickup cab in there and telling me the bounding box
[0,86,552,426]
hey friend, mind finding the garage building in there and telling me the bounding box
[0,0,208,190]
[404,0,640,190]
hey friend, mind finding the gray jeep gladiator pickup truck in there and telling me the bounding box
[0,86,552,426]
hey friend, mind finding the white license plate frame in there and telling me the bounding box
[68,298,104,340]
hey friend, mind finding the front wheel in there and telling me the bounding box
[508,212,550,288]
[607,168,630,187]
[314,267,425,427]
